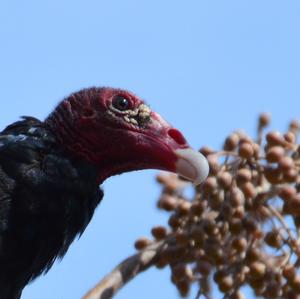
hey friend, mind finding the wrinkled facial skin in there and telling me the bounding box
[84,88,190,182]
[46,87,209,185]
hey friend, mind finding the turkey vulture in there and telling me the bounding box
[0,87,208,298]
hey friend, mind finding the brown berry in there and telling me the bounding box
[249,261,266,277]
[291,275,300,293]
[134,237,152,250]
[246,247,261,262]
[289,120,300,132]
[217,172,233,189]
[168,214,181,229]
[158,195,178,211]
[233,206,245,219]
[264,230,282,248]
[278,186,297,200]
[284,131,296,144]
[190,202,205,216]
[266,131,284,146]
[264,166,282,184]
[258,113,271,128]
[224,133,239,151]
[243,218,259,233]
[199,146,214,157]
[229,218,243,234]
[236,168,252,185]
[218,275,234,293]
[241,181,257,199]
[238,142,254,159]
[229,187,245,207]
[202,176,218,195]
[284,168,298,183]
[172,263,193,280]
[151,226,167,240]
[232,237,248,252]
[283,264,297,281]
[177,200,191,216]
[213,269,227,283]
[177,279,190,297]
[266,146,285,163]
[279,156,294,172]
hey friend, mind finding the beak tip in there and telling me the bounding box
[175,148,209,185]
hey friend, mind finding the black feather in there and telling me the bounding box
[0,118,103,298]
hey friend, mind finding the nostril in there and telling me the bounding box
[168,128,188,146]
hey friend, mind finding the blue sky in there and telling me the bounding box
[1,1,299,298]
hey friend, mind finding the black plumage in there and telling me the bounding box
[0,117,102,299]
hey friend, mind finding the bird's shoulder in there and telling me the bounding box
[0,116,100,188]
[0,117,55,178]
[0,116,55,148]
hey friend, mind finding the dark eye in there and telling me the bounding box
[112,95,130,111]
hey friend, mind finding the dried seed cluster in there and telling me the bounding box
[134,114,300,299]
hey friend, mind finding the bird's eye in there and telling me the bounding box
[112,95,130,111]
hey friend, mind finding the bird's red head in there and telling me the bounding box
[45,87,209,184]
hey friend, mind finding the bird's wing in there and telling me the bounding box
[0,117,54,241]
[0,120,44,233]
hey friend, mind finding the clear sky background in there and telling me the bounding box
[0,1,299,298]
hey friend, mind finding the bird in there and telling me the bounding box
[0,87,209,298]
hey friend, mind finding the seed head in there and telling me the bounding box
[147,115,300,298]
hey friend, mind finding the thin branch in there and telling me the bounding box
[82,241,164,299]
